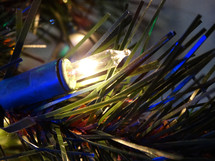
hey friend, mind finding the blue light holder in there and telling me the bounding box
[0,58,76,112]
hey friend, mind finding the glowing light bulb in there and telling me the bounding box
[70,49,131,80]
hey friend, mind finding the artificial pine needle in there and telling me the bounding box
[65,13,110,58]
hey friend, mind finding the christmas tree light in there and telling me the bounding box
[0,49,130,111]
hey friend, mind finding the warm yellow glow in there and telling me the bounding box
[33,14,40,34]
[76,58,99,78]
[23,44,47,48]
[10,47,14,55]
[63,0,68,3]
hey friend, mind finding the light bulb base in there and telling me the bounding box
[0,58,75,112]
